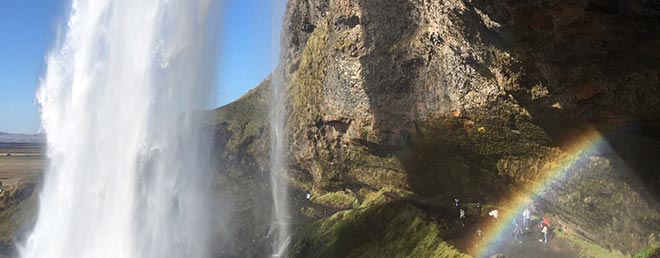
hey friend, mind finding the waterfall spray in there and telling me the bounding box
[21,0,220,257]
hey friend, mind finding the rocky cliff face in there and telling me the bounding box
[5,1,660,257]
[259,0,660,256]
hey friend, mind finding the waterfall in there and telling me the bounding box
[21,0,220,257]
[269,1,291,256]
[269,69,291,257]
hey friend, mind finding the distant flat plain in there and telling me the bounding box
[0,143,43,186]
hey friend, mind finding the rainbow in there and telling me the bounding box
[473,128,608,257]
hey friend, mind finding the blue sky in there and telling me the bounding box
[0,0,286,134]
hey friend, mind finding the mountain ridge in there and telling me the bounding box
[0,132,45,144]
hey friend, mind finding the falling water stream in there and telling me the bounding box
[268,1,291,257]
[269,68,290,257]
[21,1,220,257]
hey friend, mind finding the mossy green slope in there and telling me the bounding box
[290,199,469,258]
[634,244,660,258]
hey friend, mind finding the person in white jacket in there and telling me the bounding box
[488,209,498,218]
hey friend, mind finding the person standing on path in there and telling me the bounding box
[512,219,523,244]
[459,208,466,226]
[522,207,531,229]
[540,224,549,243]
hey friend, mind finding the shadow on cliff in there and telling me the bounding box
[352,5,660,253]
[354,0,519,206]
[356,0,419,147]
[356,0,453,201]
[444,1,660,252]
[453,0,660,198]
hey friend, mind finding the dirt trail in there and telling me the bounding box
[486,228,582,258]
[370,193,583,257]
[445,216,582,258]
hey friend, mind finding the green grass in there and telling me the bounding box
[634,245,660,258]
[313,191,358,209]
[358,187,411,208]
[555,231,627,258]
[213,77,270,151]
